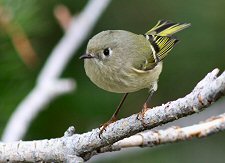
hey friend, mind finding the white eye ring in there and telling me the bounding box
[103,48,112,56]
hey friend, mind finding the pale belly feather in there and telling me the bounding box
[84,59,163,93]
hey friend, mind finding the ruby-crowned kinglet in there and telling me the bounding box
[80,20,190,134]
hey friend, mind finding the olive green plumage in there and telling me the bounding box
[81,20,190,93]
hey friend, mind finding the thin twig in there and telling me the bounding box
[2,0,111,142]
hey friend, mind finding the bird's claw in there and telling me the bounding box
[136,103,149,127]
[99,116,117,138]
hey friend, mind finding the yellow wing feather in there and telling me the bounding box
[141,20,190,70]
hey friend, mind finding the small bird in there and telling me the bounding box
[80,20,190,135]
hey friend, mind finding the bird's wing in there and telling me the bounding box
[139,20,190,70]
[145,35,178,64]
[135,34,179,71]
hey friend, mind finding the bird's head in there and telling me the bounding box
[80,30,120,62]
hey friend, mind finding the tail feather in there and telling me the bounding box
[146,20,191,36]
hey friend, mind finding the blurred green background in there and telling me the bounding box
[0,0,225,162]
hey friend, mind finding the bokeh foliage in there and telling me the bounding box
[0,0,225,162]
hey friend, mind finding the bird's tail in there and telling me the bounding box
[146,20,191,36]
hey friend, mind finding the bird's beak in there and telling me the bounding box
[79,53,94,59]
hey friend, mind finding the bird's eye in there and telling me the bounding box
[103,48,112,56]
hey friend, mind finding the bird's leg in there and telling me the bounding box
[137,90,155,124]
[143,89,155,112]
[99,93,129,137]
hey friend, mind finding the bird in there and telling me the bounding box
[80,20,190,135]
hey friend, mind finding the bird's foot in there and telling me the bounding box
[137,103,149,127]
[99,116,117,138]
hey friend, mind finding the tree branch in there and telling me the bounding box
[0,69,224,162]
[1,0,111,142]
[98,113,225,154]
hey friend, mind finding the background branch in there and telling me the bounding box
[54,4,72,31]
[1,0,111,142]
[0,69,224,162]
[0,5,39,68]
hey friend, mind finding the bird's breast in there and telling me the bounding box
[84,59,163,93]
